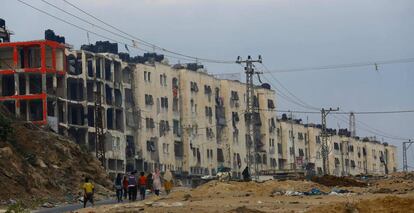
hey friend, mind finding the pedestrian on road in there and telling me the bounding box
[128,171,138,201]
[153,169,161,196]
[114,173,123,203]
[163,169,173,195]
[82,177,94,208]
[138,172,147,200]
[122,175,128,200]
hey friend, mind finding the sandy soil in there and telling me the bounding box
[76,173,414,213]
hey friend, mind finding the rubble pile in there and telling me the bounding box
[0,111,111,205]
[311,175,367,187]
[368,172,414,194]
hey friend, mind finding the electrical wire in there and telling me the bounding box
[57,0,235,64]
[17,0,207,63]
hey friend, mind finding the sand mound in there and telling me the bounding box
[307,195,414,213]
[311,175,367,187]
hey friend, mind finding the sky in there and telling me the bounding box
[1,0,414,169]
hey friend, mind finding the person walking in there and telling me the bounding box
[128,171,137,201]
[152,169,162,196]
[82,177,94,208]
[114,173,123,203]
[138,172,147,200]
[163,169,173,195]
[122,175,128,200]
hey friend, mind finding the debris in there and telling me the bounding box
[41,202,54,208]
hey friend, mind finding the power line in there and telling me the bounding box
[261,57,414,73]
[260,63,320,110]
[16,0,204,62]
[59,0,235,64]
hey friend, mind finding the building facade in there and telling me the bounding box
[0,38,397,178]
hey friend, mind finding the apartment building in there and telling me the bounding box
[0,32,397,178]
[277,117,398,176]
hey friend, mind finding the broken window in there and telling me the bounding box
[335,158,340,167]
[107,108,114,129]
[67,55,82,75]
[105,59,111,81]
[334,143,339,150]
[114,89,122,107]
[1,75,15,96]
[105,85,113,105]
[87,106,94,127]
[29,74,42,94]
[147,140,156,152]
[126,135,135,158]
[298,132,304,140]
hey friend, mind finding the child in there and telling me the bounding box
[82,177,94,208]
[138,172,147,200]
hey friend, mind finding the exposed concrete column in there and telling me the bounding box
[14,73,20,117]
[25,74,29,95]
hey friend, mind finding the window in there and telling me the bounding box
[267,99,275,109]
[299,149,304,157]
[334,142,339,150]
[147,140,156,152]
[334,158,340,167]
[163,143,169,154]
[144,71,147,81]
[351,160,356,168]
[148,72,151,82]
[316,151,321,159]
[159,120,170,136]
[277,143,282,154]
[206,128,214,139]
[173,97,179,112]
[145,118,155,129]
[316,136,321,144]
[190,81,199,92]
[161,97,168,109]
[174,141,183,157]
[159,74,167,86]
[145,94,154,105]
[298,132,304,140]
[348,145,354,152]
[289,147,294,155]
[173,119,181,136]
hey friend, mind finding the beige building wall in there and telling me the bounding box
[220,80,247,177]
[132,62,179,173]
[178,69,219,176]
[255,87,278,172]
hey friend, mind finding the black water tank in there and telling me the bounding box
[0,18,5,28]
[261,83,271,90]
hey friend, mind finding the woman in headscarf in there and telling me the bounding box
[152,169,162,196]
[163,170,173,195]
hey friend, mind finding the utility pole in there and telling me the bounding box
[94,79,105,169]
[403,140,413,172]
[236,55,262,180]
[321,107,339,175]
[349,112,356,137]
[290,111,296,171]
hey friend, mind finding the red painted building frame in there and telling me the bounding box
[0,40,66,125]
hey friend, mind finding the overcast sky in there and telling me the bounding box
[2,0,414,168]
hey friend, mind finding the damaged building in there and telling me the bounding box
[0,28,397,178]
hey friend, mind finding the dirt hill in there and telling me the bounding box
[0,111,111,206]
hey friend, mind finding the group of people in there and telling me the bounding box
[113,169,174,203]
[82,169,174,208]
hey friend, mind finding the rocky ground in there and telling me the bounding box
[0,110,112,210]
[77,172,414,213]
